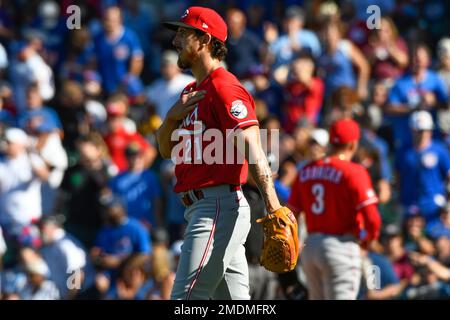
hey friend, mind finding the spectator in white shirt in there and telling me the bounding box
[0,128,49,236]
[9,38,55,113]
[0,226,6,262]
[0,41,8,70]
[27,120,68,214]
[39,215,95,299]
[18,256,60,300]
[146,50,194,120]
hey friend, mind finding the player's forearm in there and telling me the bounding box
[235,126,281,213]
[248,153,281,213]
[156,118,180,159]
[247,142,281,213]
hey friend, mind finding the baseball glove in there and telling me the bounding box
[256,206,300,273]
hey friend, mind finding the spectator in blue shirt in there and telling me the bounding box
[266,6,321,70]
[397,111,450,223]
[28,1,68,69]
[225,8,263,79]
[18,84,62,134]
[91,199,152,273]
[122,0,160,79]
[317,18,370,101]
[247,65,284,119]
[94,6,144,95]
[109,142,162,231]
[386,43,449,152]
[426,204,450,240]
[359,249,404,300]
[59,27,96,83]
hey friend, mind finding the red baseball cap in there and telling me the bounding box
[106,102,127,117]
[163,6,228,43]
[329,119,360,145]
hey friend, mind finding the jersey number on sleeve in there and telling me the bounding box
[311,183,325,215]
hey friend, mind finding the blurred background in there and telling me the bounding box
[1,0,450,300]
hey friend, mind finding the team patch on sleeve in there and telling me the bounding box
[367,189,376,198]
[230,100,248,119]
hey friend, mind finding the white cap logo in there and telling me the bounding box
[202,22,209,28]
[422,152,438,168]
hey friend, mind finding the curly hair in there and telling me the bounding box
[195,29,228,61]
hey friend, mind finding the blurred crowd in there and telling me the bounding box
[1,0,450,300]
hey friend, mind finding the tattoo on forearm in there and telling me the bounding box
[249,156,278,212]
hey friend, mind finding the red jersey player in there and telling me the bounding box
[157,7,289,300]
[171,67,259,192]
[288,118,381,299]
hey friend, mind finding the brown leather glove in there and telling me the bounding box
[256,206,300,273]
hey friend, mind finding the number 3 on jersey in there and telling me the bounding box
[311,183,325,215]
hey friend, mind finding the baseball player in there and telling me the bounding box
[288,119,382,299]
[157,7,293,300]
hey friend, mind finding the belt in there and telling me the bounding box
[309,232,358,242]
[181,185,241,207]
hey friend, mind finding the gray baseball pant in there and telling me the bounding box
[170,185,251,300]
[301,233,362,300]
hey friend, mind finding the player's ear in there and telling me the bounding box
[200,33,212,47]
[350,141,359,154]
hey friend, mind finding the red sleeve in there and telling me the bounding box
[131,132,150,150]
[212,84,259,136]
[347,166,378,211]
[304,78,324,123]
[288,174,303,213]
[360,203,382,241]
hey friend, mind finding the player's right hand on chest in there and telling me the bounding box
[167,90,207,121]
